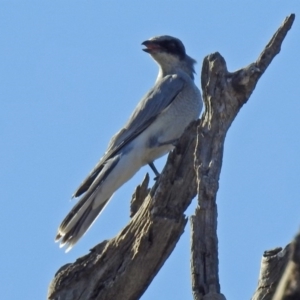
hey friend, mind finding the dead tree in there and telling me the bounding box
[48,14,296,300]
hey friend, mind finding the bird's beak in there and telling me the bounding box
[142,40,162,53]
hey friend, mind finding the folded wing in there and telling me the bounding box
[72,74,186,197]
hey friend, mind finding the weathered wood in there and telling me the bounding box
[251,230,300,300]
[251,247,290,300]
[190,14,295,300]
[48,121,200,300]
[130,173,150,217]
[273,232,300,300]
[48,14,295,300]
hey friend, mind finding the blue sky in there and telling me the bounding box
[1,2,300,300]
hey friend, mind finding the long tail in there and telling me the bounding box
[56,146,143,252]
[55,155,121,252]
[55,195,110,252]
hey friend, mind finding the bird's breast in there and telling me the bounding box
[134,82,202,165]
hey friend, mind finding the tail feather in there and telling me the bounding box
[56,197,110,252]
[55,153,135,251]
[56,155,122,248]
[60,194,94,237]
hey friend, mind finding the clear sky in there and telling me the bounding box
[1,2,300,300]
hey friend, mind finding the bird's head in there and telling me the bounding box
[142,35,196,79]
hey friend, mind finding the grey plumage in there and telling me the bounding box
[55,35,203,251]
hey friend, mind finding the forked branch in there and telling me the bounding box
[48,14,295,300]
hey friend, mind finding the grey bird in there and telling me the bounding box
[55,35,203,251]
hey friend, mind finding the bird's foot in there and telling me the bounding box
[153,174,160,181]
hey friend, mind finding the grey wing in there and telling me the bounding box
[107,74,186,152]
[73,74,185,197]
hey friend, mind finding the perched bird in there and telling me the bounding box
[55,35,203,251]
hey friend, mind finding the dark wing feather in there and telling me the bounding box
[73,74,185,197]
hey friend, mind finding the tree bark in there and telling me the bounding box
[190,14,295,300]
[48,14,295,300]
[251,246,290,300]
[273,232,300,300]
[251,230,300,300]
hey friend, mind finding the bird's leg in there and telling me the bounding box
[148,162,160,180]
[148,139,179,180]
[158,138,179,147]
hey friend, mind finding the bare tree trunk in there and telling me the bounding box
[190,14,295,300]
[48,14,295,300]
[251,230,300,300]
[273,232,300,300]
[252,246,290,300]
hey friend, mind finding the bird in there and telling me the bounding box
[55,35,203,252]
